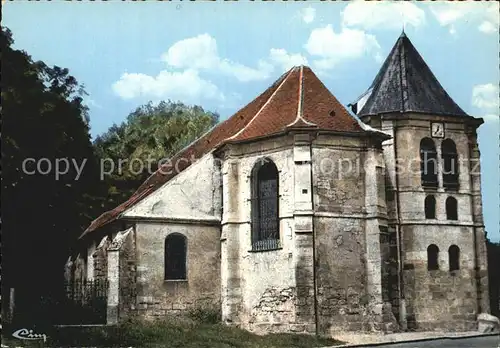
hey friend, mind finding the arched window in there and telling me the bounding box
[449,245,460,272]
[420,138,438,188]
[165,233,187,280]
[427,244,439,271]
[424,195,436,219]
[442,139,459,189]
[446,197,458,220]
[251,158,280,251]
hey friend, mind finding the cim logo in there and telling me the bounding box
[12,328,47,342]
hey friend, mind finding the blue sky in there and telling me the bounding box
[4,1,499,241]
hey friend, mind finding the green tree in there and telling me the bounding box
[1,25,219,326]
[1,26,105,322]
[93,100,219,210]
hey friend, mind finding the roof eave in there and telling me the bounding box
[359,109,472,119]
[465,116,484,128]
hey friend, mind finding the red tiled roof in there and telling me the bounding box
[80,66,365,239]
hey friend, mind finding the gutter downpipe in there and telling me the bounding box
[468,128,482,315]
[309,135,319,337]
[395,38,408,331]
[389,114,407,331]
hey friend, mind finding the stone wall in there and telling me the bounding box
[220,136,306,334]
[402,224,479,331]
[70,111,489,333]
[93,236,111,280]
[122,154,222,221]
[314,217,370,332]
[467,129,490,314]
[118,229,136,320]
[395,116,487,331]
[312,144,365,215]
[73,252,87,282]
[120,152,222,320]
[64,256,74,283]
[86,241,96,280]
[135,222,221,320]
[219,131,400,336]
[312,134,397,335]
[403,268,477,331]
[365,113,489,331]
[312,137,371,334]
[104,228,137,324]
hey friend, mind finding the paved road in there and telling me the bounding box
[373,335,500,348]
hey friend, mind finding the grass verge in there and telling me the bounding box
[2,318,342,348]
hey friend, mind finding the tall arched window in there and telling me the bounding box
[449,245,460,272]
[251,158,280,251]
[420,138,438,188]
[427,244,439,271]
[442,139,459,189]
[424,195,436,219]
[446,197,458,220]
[165,233,187,280]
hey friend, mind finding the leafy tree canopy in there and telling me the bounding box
[93,100,219,209]
[1,26,104,290]
[1,26,219,325]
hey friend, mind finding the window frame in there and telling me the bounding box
[420,138,439,189]
[445,196,458,221]
[164,233,187,281]
[448,245,460,273]
[250,158,281,252]
[441,139,459,190]
[427,244,440,271]
[424,195,436,219]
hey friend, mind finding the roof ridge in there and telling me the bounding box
[297,65,304,120]
[226,67,296,141]
[286,65,317,128]
[399,35,408,112]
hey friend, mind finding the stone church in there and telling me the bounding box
[67,33,491,336]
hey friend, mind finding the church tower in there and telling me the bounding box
[350,32,490,331]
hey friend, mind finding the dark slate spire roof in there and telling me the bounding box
[350,32,468,117]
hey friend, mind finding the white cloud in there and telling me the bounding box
[161,33,308,80]
[430,2,499,35]
[112,69,224,103]
[161,34,219,70]
[218,60,273,83]
[430,5,467,26]
[304,25,381,71]
[161,34,273,82]
[342,1,426,30]
[472,83,499,111]
[300,7,316,24]
[268,48,308,72]
[112,33,311,104]
[472,84,499,123]
[478,21,497,34]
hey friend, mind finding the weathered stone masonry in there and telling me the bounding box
[134,222,221,321]
[362,113,490,332]
[313,134,398,335]
[68,33,494,336]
